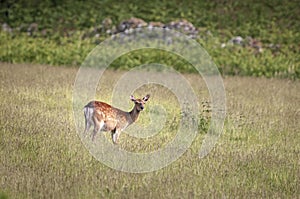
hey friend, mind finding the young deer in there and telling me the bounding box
[83,94,150,144]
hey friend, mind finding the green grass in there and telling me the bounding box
[0,0,299,78]
[1,32,298,78]
[0,63,299,198]
[2,0,299,38]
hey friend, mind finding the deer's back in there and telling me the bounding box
[85,101,129,130]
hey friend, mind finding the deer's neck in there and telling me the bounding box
[129,106,140,124]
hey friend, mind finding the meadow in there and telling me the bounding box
[0,63,299,198]
[0,0,299,198]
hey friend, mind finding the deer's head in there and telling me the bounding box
[130,94,150,112]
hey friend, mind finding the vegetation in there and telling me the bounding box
[0,63,299,198]
[0,0,299,78]
[0,1,299,198]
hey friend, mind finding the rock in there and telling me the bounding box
[117,17,147,33]
[246,37,263,53]
[148,21,165,29]
[2,23,12,33]
[230,36,243,45]
[27,23,38,36]
[102,17,113,31]
[167,19,197,32]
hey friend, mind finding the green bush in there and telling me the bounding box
[0,0,299,78]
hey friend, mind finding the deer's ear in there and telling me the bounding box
[143,94,150,102]
[130,95,136,102]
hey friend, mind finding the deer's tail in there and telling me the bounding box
[83,104,94,133]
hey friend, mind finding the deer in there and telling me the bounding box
[83,94,150,144]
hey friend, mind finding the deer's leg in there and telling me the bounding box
[92,125,99,141]
[84,117,93,135]
[92,121,104,141]
[111,128,120,144]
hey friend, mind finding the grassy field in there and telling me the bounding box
[0,63,299,198]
